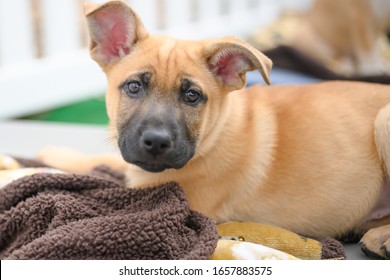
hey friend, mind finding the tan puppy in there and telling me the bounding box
[38,1,390,259]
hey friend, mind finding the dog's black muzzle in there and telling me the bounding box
[118,113,195,173]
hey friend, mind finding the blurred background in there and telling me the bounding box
[0,0,389,125]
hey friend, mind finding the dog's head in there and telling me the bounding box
[85,0,272,173]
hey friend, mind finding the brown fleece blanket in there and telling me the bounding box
[0,165,218,260]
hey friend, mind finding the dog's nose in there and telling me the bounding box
[141,130,173,156]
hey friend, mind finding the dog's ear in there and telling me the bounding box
[84,1,149,68]
[204,37,272,91]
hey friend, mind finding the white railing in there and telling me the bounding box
[0,0,312,119]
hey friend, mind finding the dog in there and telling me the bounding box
[38,0,390,259]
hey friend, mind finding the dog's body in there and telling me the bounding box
[38,1,390,258]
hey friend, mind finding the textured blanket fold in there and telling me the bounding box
[0,165,218,260]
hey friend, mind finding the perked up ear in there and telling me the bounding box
[84,0,149,68]
[204,37,272,91]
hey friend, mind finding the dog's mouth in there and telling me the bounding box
[132,160,170,173]
[131,155,191,173]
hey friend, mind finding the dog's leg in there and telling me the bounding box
[37,146,128,173]
[359,103,390,259]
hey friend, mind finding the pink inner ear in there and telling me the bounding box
[93,10,135,64]
[106,20,130,56]
[209,51,250,86]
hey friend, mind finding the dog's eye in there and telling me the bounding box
[183,89,201,104]
[125,81,142,95]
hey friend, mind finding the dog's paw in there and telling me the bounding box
[36,146,86,172]
[360,224,390,259]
